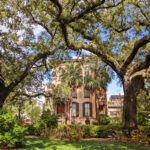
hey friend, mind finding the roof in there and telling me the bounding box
[110,95,124,101]
[108,104,123,108]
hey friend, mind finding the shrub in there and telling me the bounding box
[41,109,58,128]
[99,114,110,125]
[54,124,68,139]
[52,124,122,139]
[137,112,147,125]
[0,109,26,148]
[114,129,150,146]
[92,120,98,125]
[82,125,121,138]
[69,125,83,141]
[139,126,150,137]
[27,122,44,136]
[110,117,122,124]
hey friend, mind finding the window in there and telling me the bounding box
[57,103,65,114]
[72,89,77,98]
[83,102,92,117]
[84,89,90,98]
[84,66,90,75]
[72,102,79,117]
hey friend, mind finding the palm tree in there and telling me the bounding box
[61,62,82,123]
[84,64,111,120]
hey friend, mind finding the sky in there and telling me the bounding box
[107,77,123,100]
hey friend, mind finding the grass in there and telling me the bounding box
[22,138,150,150]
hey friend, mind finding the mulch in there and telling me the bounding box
[25,135,40,139]
[81,138,114,142]
[26,136,114,142]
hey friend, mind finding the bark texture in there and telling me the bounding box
[0,87,10,108]
[123,75,144,129]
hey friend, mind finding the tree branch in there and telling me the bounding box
[68,24,94,41]
[65,0,124,23]
[135,3,149,21]
[121,35,150,71]
[8,49,57,90]
[49,0,62,18]
[128,54,150,76]
[61,24,122,77]
[66,0,105,23]
[22,92,52,98]
[27,10,54,38]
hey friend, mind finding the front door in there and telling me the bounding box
[57,103,65,114]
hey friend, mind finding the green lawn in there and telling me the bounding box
[23,138,150,150]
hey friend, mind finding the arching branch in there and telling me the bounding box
[122,35,150,71]
[61,23,122,77]
[128,54,150,76]
[8,49,57,90]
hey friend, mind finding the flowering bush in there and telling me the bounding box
[19,122,27,126]
[0,109,27,149]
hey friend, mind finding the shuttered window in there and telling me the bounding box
[72,102,79,117]
[83,102,92,117]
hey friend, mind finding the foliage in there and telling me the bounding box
[61,62,83,88]
[137,112,148,125]
[110,117,122,125]
[52,124,122,139]
[99,114,110,125]
[92,120,98,125]
[4,99,42,123]
[84,64,111,91]
[51,124,84,141]
[114,129,150,146]
[26,109,58,136]
[53,124,150,140]
[69,125,83,141]
[137,88,150,125]
[52,82,71,100]
[0,109,27,148]
[0,0,67,107]
[27,122,44,136]
[41,109,58,128]
[137,89,150,113]
[139,126,150,138]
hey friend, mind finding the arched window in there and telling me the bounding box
[83,102,92,117]
[72,102,79,117]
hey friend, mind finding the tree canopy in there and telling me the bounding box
[0,0,150,130]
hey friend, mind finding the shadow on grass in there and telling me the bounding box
[24,138,150,150]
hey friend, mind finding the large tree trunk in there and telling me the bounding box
[0,86,10,108]
[123,75,144,135]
